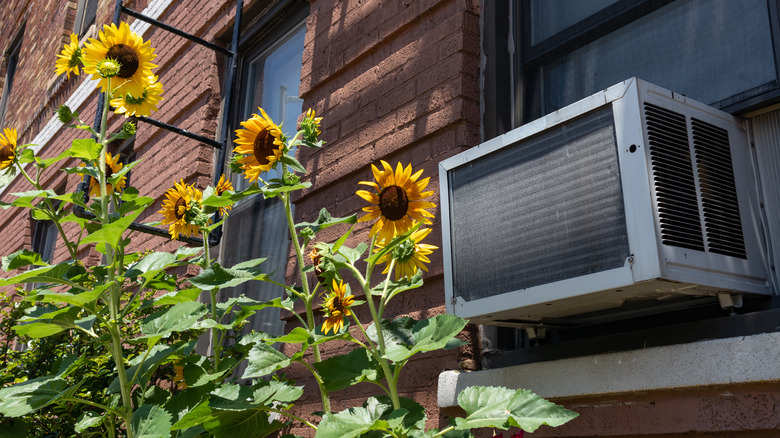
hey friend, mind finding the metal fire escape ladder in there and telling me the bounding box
[74,0,244,246]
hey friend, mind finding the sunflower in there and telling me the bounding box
[374,227,438,280]
[159,180,203,240]
[87,152,127,197]
[55,33,82,79]
[233,108,285,182]
[110,75,163,117]
[0,128,18,171]
[356,161,436,242]
[213,174,234,215]
[82,22,157,96]
[172,363,188,390]
[321,279,356,335]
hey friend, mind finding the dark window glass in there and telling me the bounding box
[519,0,780,123]
[0,37,21,128]
[74,0,99,38]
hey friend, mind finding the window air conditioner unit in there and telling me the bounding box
[440,78,771,328]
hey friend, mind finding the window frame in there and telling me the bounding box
[218,0,308,337]
[73,0,99,38]
[0,29,23,129]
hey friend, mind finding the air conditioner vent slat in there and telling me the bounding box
[691,118,747,259]
[644,103,705,252]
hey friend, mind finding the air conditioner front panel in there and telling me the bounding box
[448,106,630,303]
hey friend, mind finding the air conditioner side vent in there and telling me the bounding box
[691,118,748,259]
[644,103,705,251]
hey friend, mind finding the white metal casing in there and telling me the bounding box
[439,78,771,327]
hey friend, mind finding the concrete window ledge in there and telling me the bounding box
[438,332,780,407]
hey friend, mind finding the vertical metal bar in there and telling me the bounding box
[208,0,244,246]
[213,0,244,188]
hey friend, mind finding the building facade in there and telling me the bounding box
[0,0,778,436]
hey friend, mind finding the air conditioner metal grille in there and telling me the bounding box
[644,103,706,251]
[692,118,747,259]
[448,107,629,302]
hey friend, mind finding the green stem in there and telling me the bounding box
[15,163,78,259]
[281,189,331,413]
[200,228,223,373]
[107,414,116,438]
[361,251,402,408]
[432,426,455,438]
[266,407,318,430]
[352,312,401,402]
[60,398,125,418]
[97,81,134,438]
[377,259,396,321]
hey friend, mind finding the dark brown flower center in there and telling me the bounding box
[106,44,139,79]
[378,185,409,221]
[105,163,114,180]
[0,144,13,163]
[253,128,275,166]
[174,197,187,220]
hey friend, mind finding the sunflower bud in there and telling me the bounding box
[229,154,244,174]
[282,171,300,186]
[97,59,121,78]
[299,227,315,241]
[121,121,137,138]
[57,105,75,124]
[300,108,323,145]
[392,238,416,263]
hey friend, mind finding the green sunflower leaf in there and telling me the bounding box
[109,341,196,393]
[187,259,268,290]
[79,200,150,248]
[453,386,578,432]
[295,208,358,234]
[152,288,202,306]
[18,148,35,164]
[125,251,178,279]
[365,221,423,266]
[0,261,85,289]
[262,182,311,199]
[139,301,208,340]
[280,154,307,173]
[13,305,96,339]
[69,138,101,161]
[369,271,423,300]
[313,348,381,392]
[203,408,286,438]
[316,400,389,438]
[130,404,173,438]
[382,314,467,363]
[242,342,291,379]
[1,249,48,271]
[40,149,72,168]
[0,377,83,417]
[25,281,113,309]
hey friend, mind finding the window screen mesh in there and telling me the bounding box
[448,107,629,302]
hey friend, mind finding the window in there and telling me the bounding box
[221,9,306,337]
[477,0,780,365]
[0,31,22,129]
[482,0,780,133]
[31,219,58,266]
[73,0,99,38]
